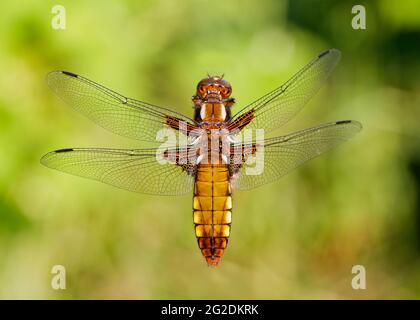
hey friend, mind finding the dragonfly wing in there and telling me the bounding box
[47,71,197,142]
[41,147,196,196]
[228,49,341,134]
[229,120,362,190]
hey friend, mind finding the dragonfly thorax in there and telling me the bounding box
[199,103,227,122]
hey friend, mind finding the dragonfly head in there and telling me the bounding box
[196,75,232,101]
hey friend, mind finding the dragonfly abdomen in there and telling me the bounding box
[193,164,232,266]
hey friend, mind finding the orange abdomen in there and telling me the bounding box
[193,164,232,266]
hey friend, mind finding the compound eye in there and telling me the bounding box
[221,87,231,97]
[198,85,206,95]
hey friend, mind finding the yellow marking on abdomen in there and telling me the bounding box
[193,164,232,266]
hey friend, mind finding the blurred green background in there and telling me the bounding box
[1,0,420,299]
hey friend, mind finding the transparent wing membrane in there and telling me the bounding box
[43,49,362,195]
[41,121,361,194]
[47,71,197,142]
[41,147,196,195]
[229,49,341,134]
[230,120,362,190]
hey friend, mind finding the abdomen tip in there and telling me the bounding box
[206,256,222,267]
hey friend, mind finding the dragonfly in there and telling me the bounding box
[41,48,361,266]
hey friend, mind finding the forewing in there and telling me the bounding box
[47,71,197,142]
[230,120,362,190]
[41,147,196,196]
[228,49,341,134]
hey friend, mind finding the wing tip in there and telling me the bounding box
[336,119,363,131]
[40,152,51,167]
[318,49,330,58]
[40,148,74,166]
[61,71,78,78]
[46,70,78,86]
[336,119,351,125]
[47,70,78,77]
[54,148,75,153]
[319,48,341,57]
